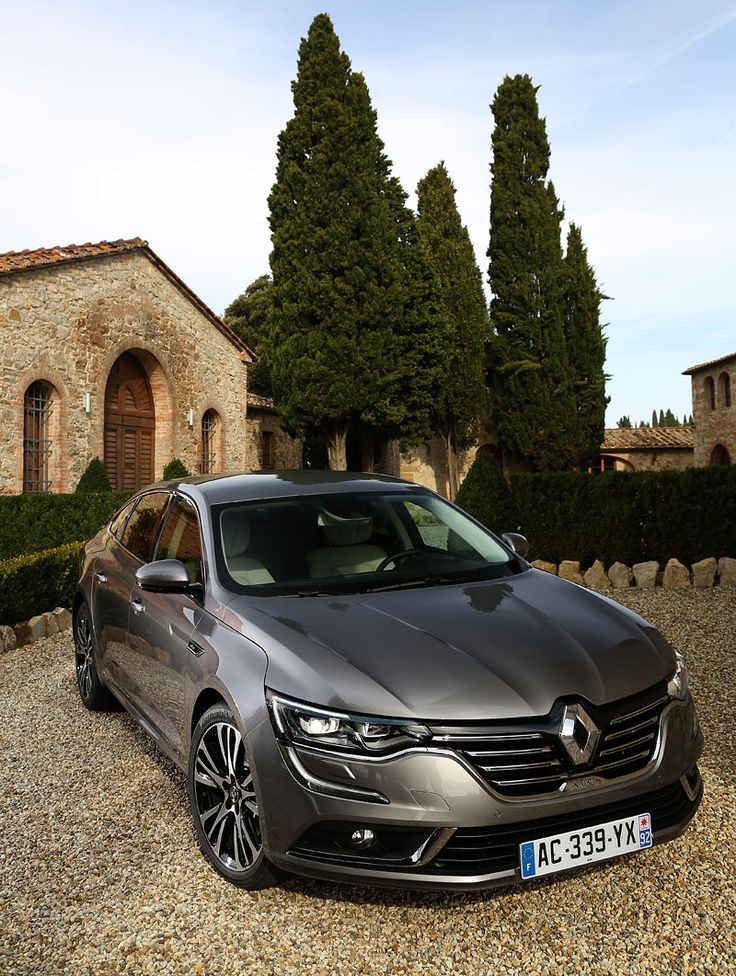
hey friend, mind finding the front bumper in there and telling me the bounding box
[249,695,703,891]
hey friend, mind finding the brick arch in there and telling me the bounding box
[13,365,70,493]
[196,399,228,474]
[95,343,176,484]
[718,371,732,409]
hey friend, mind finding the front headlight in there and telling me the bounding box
[667,650,690,700]
[268,693,430,755]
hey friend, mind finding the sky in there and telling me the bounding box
[2,0,735,427]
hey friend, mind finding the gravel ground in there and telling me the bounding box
[0,588,734,976]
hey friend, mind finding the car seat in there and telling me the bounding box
[220,511,275,585]
[307,509,386,578]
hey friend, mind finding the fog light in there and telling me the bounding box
[351,828,375,850]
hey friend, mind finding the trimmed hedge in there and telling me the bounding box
[0,542,83,625]
[0,491,130,561]
[512,467,736,565]
[76,457,112,493]
[456,464,736,567]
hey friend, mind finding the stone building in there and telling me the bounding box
[597,427,694,472]
[683,352,735,466]
[244,393,303,470]
[0,238,253,494]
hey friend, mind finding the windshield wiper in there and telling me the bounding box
[362,575,468,594]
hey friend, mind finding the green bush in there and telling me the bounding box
[455,452,518,535]
[163,458,191,480]
[0,492,130,561]
[0,542,83,625]
[509,467,736,566]
[76,457,112,493]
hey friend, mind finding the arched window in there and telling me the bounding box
[23,381,54,492]
[710,444,731,466]
[718,371,731,409]
[201,409,219,474]
[704,376,716,411]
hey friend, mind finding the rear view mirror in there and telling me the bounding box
[501,532,530,558]
[136,559,191,593]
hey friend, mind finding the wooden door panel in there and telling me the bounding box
[104,352,156,491]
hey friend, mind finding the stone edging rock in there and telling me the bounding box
[532,555,736,590]
[0,607,73,654]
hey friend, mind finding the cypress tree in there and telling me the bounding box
[488,74,573,471]
[563,223,609,466]
[417,162,489,498]
[224,275,274,397]
[268,15,440,469]
[652,410,658,427]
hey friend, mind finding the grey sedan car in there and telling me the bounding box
[74,471,703,890]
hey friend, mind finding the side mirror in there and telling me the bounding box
[501,532,530,559]
[136,559,192,593]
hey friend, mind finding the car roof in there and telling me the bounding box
[158,470,422,505]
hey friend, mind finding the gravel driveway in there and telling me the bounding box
[1,588,734,976]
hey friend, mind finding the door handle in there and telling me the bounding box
[131,598,145,615]
[95,572,108,584]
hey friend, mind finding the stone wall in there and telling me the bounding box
[689,356,736,466]
[598,448,694,472]
[0,251,249,492]
[400,439,477,496]
[245,402,303,470]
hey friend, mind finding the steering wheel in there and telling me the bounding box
[376,549,426,572]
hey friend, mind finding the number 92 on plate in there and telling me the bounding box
[519,812,653,879]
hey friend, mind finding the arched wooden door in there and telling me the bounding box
[104,352,155,490]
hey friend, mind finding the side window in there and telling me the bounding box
[110,499,136,540]
[156,496,204,583]
[120,492,170,562]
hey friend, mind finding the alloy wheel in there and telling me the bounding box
[193,721,262,871]
[75,607,94,700]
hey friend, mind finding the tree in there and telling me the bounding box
[563,224,609,467]
[417,162,489,498]
[652,409,658,427]
[617,416,632,429]
[223,275,274,397]
[488,74,574,471]
[268,15,440,468]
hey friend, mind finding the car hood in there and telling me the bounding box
[226,569,675,721]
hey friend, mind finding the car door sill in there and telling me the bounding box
[105,677,188,773]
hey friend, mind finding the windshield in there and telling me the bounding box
[212,489,525,596]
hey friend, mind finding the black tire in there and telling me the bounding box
[74,601,118,711]
[188,704,281,889]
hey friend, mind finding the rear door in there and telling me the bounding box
[126,494,206,756]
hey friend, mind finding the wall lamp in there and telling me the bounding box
[84,392,92,414]
[186,408,194,428]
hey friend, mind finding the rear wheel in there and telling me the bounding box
[188,704,281,889]
[74,602,117,711]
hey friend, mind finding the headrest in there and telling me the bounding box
[221,511,251,558]
[318,509,373,546]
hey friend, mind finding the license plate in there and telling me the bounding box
[519,812,652,879]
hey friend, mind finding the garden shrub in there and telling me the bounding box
[0,542,83,625]
[0,492,130,561]
[162,458,190,480]
[76,457,112,493]
[455,453,518,535]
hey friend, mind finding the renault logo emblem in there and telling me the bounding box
[559,703,600,765]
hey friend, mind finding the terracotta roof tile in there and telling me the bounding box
[682,352,736,375]
[246,393,276,411]
[601,427,694,451]
[0,238,147,273]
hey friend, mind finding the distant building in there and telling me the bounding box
[596,427,694,472]
[683,352,735,466]
[0,238,253,493]
[245,393,302,471]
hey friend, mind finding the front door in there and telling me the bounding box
[104,351,155,490]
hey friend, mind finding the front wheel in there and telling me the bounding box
[74,601,117,711]
[188,704,281,889]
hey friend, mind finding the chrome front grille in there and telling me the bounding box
[430,685,669,799]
